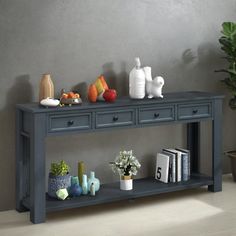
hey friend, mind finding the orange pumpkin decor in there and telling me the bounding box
[88,75,117,103]
[88,84,98,103]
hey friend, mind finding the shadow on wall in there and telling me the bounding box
[102,61,129,97]
[70,61,129,101]
[162,42,223,92]
[0,75,33,210]
[71,82,88,101]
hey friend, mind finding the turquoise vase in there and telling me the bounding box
[87,171,100,192]
[71,176,79,185]
[82,174,88,195]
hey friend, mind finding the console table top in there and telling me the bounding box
[16,91,224,113]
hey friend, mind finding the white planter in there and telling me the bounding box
[120,176,133,191]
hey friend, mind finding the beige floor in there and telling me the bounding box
[0,174,236,236]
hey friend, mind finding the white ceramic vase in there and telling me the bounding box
[129,57,146,99]
[120,176,133,190]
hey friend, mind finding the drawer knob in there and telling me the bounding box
[113,116,119,122]
[154,113,160,118]
[192,109,198,114]
[68,120,74,126]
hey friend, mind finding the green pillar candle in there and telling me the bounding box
[78,161,85,185]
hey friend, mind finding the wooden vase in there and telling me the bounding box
[39,74,54,102]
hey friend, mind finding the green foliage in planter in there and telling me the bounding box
[217,22,236,96]
[110,150,141,176]
[50,160,70,176]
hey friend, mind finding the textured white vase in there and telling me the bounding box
[129,57,146,99]
[120,176,133,190]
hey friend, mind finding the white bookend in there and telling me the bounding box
[155,153,170,183]
[162,150,176,182]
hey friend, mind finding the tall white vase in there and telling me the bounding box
[129,58,146,99]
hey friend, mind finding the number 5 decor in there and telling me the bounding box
[155,153,170,183]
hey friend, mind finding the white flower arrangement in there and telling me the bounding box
[110,150,141,176]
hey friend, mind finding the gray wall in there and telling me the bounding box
[1,0,236,211]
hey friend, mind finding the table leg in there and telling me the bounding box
[30,113,46,223]
[16,109,28,212]
[187,122,200,173]
[208,99,222,192]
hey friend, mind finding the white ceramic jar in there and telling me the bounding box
[129,58,146,99]
[120,178,133,191]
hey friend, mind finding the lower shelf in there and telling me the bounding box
[22,173,213,213]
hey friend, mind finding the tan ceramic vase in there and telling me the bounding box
[39,74,54,102]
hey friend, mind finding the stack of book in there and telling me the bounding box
[155,148,191,183]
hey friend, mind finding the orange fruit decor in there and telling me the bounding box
[61,93,68,99]
[88,84,98,103]
[67,92,75,99]
[74,93,80,98]
[99,75,109,90]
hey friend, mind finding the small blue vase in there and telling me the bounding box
[88,171,100,192]
[69,183,82,197]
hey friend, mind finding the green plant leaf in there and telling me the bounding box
[227,68,236,75]
[221,22,236,37]
[50,160,70,176]
[221,78,236,91]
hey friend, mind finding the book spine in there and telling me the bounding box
[182,154,189,181]
[172,155,176,182]
[177,155,181,182]
[188,153,191,179]
[169,157,173,182]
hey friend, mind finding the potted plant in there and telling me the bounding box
[217,21,236,181]
[110,150,141,190]
[216,22,236,109]
[48,160,71,198]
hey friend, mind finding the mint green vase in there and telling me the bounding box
[87,171,100,192]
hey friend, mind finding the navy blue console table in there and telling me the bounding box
[16,91,224,224]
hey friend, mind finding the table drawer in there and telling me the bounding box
[95,109,135,129]
[178,103,212,120]
[48,113,91,132]
[139,106,175,124]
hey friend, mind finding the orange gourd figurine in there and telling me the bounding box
[88,84,98,102]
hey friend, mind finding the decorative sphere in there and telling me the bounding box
[69,184,82,197]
